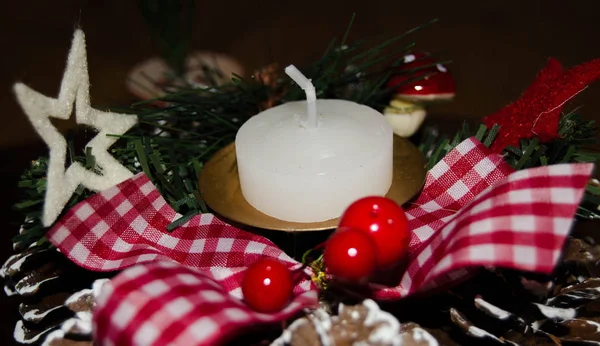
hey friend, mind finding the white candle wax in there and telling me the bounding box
[235,99,393,223]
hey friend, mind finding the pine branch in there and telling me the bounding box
[14,155,96,250]
[419,123,500,170]
[419,113,600,220]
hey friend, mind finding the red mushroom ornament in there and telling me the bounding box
[384,52,456,137]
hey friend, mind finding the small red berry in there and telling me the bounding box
[324,228,377,283]
[339,196,410,269]
[242,258,293,313]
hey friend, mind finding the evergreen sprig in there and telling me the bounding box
[419,112,600,219]
[14,137,97,249]
[419,122,501,170]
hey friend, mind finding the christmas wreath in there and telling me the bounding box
[2,6,600,346]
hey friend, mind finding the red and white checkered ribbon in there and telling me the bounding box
[373,137,515,298]
[47,137,593,345]
[48,172,317,345]
[374,138,592,298]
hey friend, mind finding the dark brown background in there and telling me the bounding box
[3,0,600,148]
[2,0,600,344]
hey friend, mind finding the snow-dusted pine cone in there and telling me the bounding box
[443,235,600,345]
[271,299,441,346]
[43,278,108,346]
[1,244,109,345]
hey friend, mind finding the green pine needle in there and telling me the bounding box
[483,124,500,147]
[474,124,487,142]
[166,210,197,231]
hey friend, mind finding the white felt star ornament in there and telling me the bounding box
[14,30,138,227]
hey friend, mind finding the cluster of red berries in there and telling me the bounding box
[241,196,410,313]
[323,196,410,283]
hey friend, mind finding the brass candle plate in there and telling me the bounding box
[199,136,426,232]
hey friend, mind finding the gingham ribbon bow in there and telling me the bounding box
[47,138,593,345]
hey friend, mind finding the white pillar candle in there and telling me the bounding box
[235,67,393,223]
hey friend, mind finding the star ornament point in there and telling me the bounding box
[14,29,138,227]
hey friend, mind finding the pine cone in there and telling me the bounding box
[271,299,442,346]
[1,243,109,345]
[42,278,109,346]
[442,235,600,345]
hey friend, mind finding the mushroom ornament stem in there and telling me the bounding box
[383,100,427,138]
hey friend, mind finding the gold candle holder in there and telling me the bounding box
[199,136,426,232]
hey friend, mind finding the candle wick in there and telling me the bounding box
[285,65,318,128]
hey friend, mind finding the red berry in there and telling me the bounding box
[339,196,410,269]
[324,228,377,283]
[242,258,293,313]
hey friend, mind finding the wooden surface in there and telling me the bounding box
[2,1,600,344]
